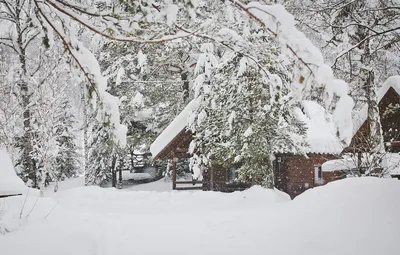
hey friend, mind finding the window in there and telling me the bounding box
[314,166,323,185]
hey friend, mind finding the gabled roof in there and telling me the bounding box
[150,100,196,159]
[352,75,400,135]
[151,99,344,158]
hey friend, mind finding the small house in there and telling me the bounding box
[150,100,345,197]
[150,76,400,197]
[273,101,345,198]
[323,76,400,178]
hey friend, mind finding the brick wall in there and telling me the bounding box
[202,164,227,191]
[275,154,341,198]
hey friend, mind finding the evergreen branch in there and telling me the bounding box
[174,25,273,80]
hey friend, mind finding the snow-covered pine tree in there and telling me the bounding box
[97,39,196,174]
[188,1,307,187]
[86,110,118,186]
[29,0,355,187]
[53,99,80,181]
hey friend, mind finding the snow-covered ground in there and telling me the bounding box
[1,177,399,255]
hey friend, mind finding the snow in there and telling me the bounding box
[121,172,153,181]
[41,176,85,197]
[243,2,354,144]
[353,75,400,134]
[165,2,179,26]
[243,126,253,137]
[150,99,196,158]
[333,94,354,144]
[321,158,357,172]
[296,101,344,154]
[1,177,399,254]
[322,153,400,175]
[127,178,173,192]
[381,153,400,175]
[0,149,27,196]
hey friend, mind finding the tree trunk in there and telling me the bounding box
[362,69,384,153]
[16,16,36,187]
[181,71,189,103]
[111,156,117,187]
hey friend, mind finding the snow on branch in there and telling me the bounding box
[232,1,354,144]
[34,0,127,147]
[37,0,194,44]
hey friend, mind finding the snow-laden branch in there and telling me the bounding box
[230,1,354,144]
[34,0,127,147]
[32,0,356,145]
[37,0,194,44]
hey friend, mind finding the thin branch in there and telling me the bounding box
[39,0,194,44]
[231,0,315,75]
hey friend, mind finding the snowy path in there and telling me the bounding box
[1,178,400,255]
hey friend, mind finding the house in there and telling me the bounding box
[347,75,400,153]
[322,76,400,179]
[150,76,400,197]
[272,101,345,198]
[150,100,345,196]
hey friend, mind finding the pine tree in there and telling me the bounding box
[188,2,307,187]
[54,100,80,181]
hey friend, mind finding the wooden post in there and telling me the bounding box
[172,152,177,190]
[210,165,214,191]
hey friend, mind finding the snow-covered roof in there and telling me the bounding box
[322,153,400,175]
[152,99,343,158]
[150,100,196,158]
[296,101,345,154]
[0,149,27,196]
[352,75,400,135]
[321,158,357,172]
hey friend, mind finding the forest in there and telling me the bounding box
[0,0,398,189]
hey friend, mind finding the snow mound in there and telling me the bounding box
[52,184,290,214]
[294,177,400,211]
[1,177,399,255]
[0,149,27,196]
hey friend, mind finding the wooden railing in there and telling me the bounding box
[175,180,203,190]
[174,180,249,192]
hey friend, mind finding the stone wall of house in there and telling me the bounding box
[275,154,341,198]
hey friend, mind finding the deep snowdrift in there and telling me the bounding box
[1,177,399,255]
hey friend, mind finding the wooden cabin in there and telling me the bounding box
[150,76,400,197]
[338,76,400,177]
[150,100,344,196]
[272,100,345,198]
[346,77,400,153]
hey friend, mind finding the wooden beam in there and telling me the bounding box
[172,152,177,190]
[0,194,22,199]
[175,186,203,191]
[175,147,189,153]
[175,181,203,185]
